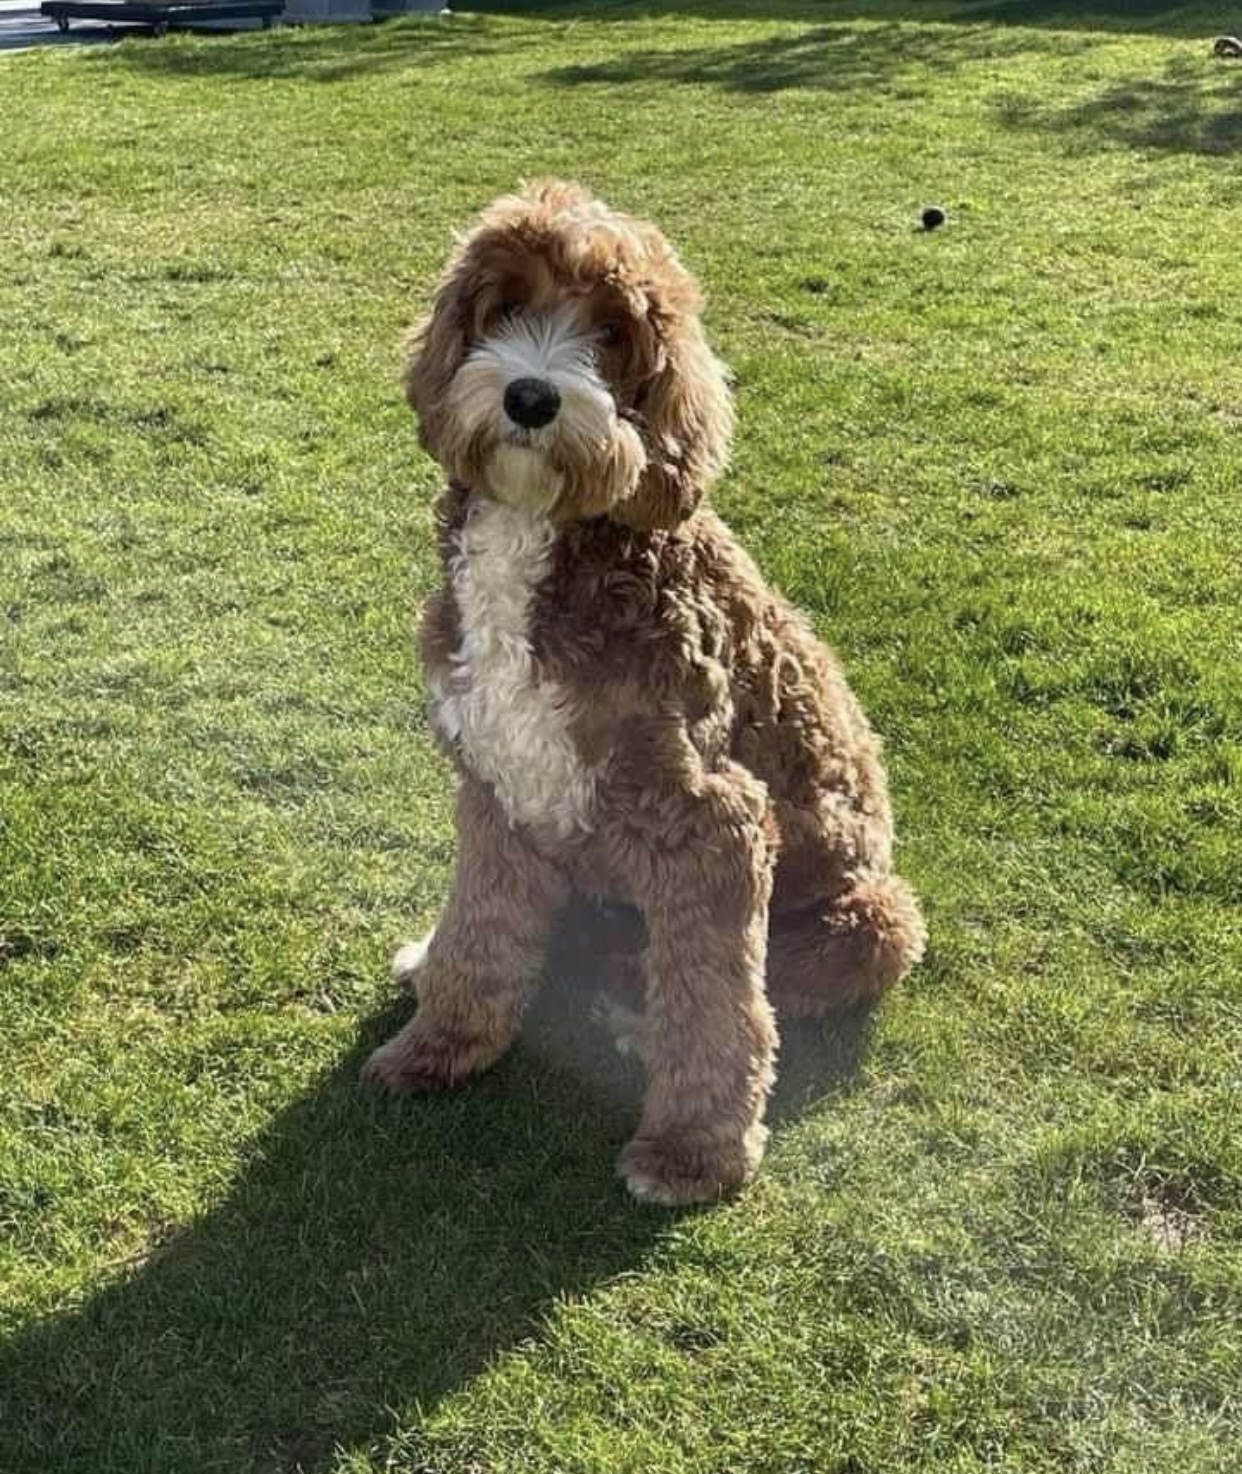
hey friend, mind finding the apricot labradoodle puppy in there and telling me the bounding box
[363,180,926,1205]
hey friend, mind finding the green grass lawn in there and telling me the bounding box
[2,1,1240,1469]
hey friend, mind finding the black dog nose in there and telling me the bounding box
[504,377,561,430]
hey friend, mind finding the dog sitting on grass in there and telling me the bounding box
[363,181,925,1205]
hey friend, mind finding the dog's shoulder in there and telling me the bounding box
[529,510,767,694]
[542,509,750,606]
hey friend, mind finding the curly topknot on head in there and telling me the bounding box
[404,180,734,530]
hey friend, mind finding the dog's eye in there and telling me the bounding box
[598,321,625,349]
[480,300,523,336]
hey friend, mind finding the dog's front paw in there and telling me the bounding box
[361,1019,496,1094]
[618,1124,768,1207]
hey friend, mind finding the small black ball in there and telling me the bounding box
[921,205,947,230]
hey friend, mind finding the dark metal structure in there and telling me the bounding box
[40,0,282,34]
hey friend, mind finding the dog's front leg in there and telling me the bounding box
[363,779,568,1093]
[614,763,778,1206]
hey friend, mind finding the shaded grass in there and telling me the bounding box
[470,0,1227,39]
[1,3,1241,1472]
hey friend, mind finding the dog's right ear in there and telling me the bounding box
[402,244,472,452]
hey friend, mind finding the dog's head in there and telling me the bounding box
[403,180,734,529]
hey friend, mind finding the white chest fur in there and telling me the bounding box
[430,498,596,840]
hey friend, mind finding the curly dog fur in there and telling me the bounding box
[363,181,926,1204]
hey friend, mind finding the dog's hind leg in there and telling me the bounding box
[363,779,569,1093]
[766,872,925,1017]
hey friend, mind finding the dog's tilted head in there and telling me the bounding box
[404,180,734,529]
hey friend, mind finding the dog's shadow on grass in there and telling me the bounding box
[0,948,874,1474]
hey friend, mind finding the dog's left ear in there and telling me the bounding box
[617,315,735,533]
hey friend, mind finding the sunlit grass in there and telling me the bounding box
[1,4,1239,1471]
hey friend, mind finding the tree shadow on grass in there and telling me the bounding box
[107,11,509,82]
[472,0,1220,42]
[996,53,1242,157]
[541,20,1094,97]
[0,928,875,1474]
[536,11,1241,159]
[104,2,1223,85]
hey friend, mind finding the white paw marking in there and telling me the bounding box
[622,1167,687,1206]
[591,997,646,1059]
[391,928,435,986]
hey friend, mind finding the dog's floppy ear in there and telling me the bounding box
[402,243,473,452]
[617,314,735,532]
